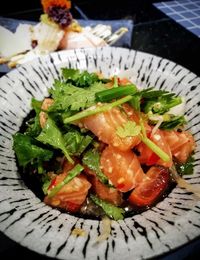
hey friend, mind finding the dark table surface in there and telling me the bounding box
[0,0,200,259]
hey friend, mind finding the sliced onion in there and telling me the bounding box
[95,216,111,243]
[170,166,200,198]
[168,97,185,116]
[150,115,163,137]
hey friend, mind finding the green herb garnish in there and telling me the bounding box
[95,84,137,102]
[160,115,186,130]
[48,164,84,198]
[116,121,141,138]
[63,95,133,124]
[49,80,106,112]
[62,68,100,88]
[25,98,42,137]
[13,133,53,167]
[175,155,195,175]
[129,88,182,115]
[64,131,93,156]
[82,149,111,186]
[36,117,73,163]
[90,194,125,220]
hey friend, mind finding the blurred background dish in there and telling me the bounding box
[0,16,133,73]
[0,0,132,71]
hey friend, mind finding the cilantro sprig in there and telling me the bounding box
[49,80,106,112]
[115,119,170,162]
[36,117,73,163]
[13,133,53,168]
[63,95,133,123]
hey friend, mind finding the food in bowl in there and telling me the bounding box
[12,68,196,221]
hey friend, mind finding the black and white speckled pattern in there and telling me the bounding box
[0,47,200,260]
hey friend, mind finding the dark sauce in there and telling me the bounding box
[17,110,177,220]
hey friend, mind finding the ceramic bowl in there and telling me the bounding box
[0,47,200,260]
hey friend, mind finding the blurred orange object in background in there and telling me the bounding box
[41,0,71,12]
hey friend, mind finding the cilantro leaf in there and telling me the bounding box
[36,117,73,163]
[62,68,100,88]
[64,131,93,156]
[82,149,112,186]
[49,80,106,112]
[175,155,194,175]
[90,194,125,220]
[116,121,141,138]
[13,133,53,167]
[25,98,42,137]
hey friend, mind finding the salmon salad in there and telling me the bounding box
[13,68,196,220]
